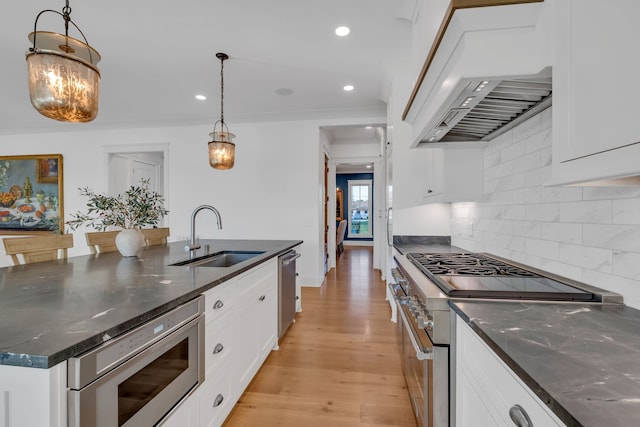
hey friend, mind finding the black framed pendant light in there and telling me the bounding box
[26,0,101,122]
[208,52,236,170]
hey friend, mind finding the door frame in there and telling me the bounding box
[103,143,170,224]
[328,155,382,271]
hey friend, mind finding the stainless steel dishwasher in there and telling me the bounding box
[278,249,300,340]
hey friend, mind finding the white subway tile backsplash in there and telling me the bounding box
[512,220,541,238]
[512,187,541,205]
[512,112,541,141]
[612,251,640,280]
[539,107,552,130]
[540,186,583,203]
[524,165,552,188]
[583,224,640,252]
[502,205,526,221]
[501,141,526,162]
[559,200,612,224]
[486,190,514,206]
[494,174,526,192]
[525,203,560,222]
[540,146,552,167]
[583,186,640,200]
[525,238,560,260]
[558,243,612,273]
[612,198,640,224]
[525,150,544,171]
[450,107,640,309]
[540,222,582,244]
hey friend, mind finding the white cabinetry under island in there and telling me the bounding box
[162,258,278,427]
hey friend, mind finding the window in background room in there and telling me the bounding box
[347,179,372,238]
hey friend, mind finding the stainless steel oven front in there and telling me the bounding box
[391,283,449,427]
[68,296,205,427]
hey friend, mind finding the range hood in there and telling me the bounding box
[402,1,553,148]
[422,75,552,144]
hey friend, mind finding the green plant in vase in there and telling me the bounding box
[67,179,169,256]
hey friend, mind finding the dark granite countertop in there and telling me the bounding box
[0,239,301,369]
[451,300,640,427]
[392,235,465,255]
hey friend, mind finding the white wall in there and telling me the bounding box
[452,107,640,309]
[0,118,366,287]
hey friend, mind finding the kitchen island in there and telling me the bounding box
[0,238,301,427]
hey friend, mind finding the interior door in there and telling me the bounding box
[131,160,157,191]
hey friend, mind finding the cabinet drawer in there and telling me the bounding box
[203,280,236,323]
[456,318,564,426]
[205,312,232,375]
[199,361,234,427]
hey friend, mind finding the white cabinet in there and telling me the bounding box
[552,0,640,185]
[421,148,483,203]
[160,391,199,427]
[0,362,67,427]
[164,259,278,427]
[455,316,565,427]
[199,359,234,427]
[233,259,278,395]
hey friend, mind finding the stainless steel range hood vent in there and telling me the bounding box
[422,76,552,145]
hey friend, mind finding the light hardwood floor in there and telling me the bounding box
[223,246,417,427]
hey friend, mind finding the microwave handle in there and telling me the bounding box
[397,299,433,361]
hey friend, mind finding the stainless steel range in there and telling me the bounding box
[390,250,622,427]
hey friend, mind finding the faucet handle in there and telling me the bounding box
[185,243,201,252]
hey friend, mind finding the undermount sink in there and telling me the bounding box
[169,250,265,267]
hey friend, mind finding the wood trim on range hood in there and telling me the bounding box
[401,0,544,121]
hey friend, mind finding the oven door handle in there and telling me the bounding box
[397,301,433,361]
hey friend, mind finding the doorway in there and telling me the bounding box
[104,143,169,226]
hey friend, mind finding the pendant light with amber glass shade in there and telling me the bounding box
[26,0,101,123]
[208,53,236,170]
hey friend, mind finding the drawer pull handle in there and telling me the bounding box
[213,394,224,408]
[509,404,533,427]
[213,300,224,310]
[213,343,224,354]
[259,295,266,301]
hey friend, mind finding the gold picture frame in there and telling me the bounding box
[336,188,344,221]
[0,154,63,234]
[36,157,60,183]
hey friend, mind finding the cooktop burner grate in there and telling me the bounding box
[407,253,541,277]
[405,252,596,301]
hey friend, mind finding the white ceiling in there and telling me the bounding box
[1,0,413,136]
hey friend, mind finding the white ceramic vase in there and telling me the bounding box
[115,229,145,257]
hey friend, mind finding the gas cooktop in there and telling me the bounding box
[406,252,596,301]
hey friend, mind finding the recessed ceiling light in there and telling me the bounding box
[366,164,372,169]
[343,85,354,92]
[365,126,372,129]
[335,26,350,37]
[195,94,206,100]
[275,88,293,96]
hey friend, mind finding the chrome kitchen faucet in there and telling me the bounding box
[185,204,222,253]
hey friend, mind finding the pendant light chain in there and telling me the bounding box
[219,54,225,126]
[62,0,71,36]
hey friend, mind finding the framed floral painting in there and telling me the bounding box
[0,154,63,234]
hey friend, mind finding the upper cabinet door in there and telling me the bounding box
[552,0,640,184]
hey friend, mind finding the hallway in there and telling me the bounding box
[223,246,417,426]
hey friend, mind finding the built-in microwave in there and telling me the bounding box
[68,297,205,427]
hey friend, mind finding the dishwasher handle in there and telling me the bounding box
[281,251,301,266]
